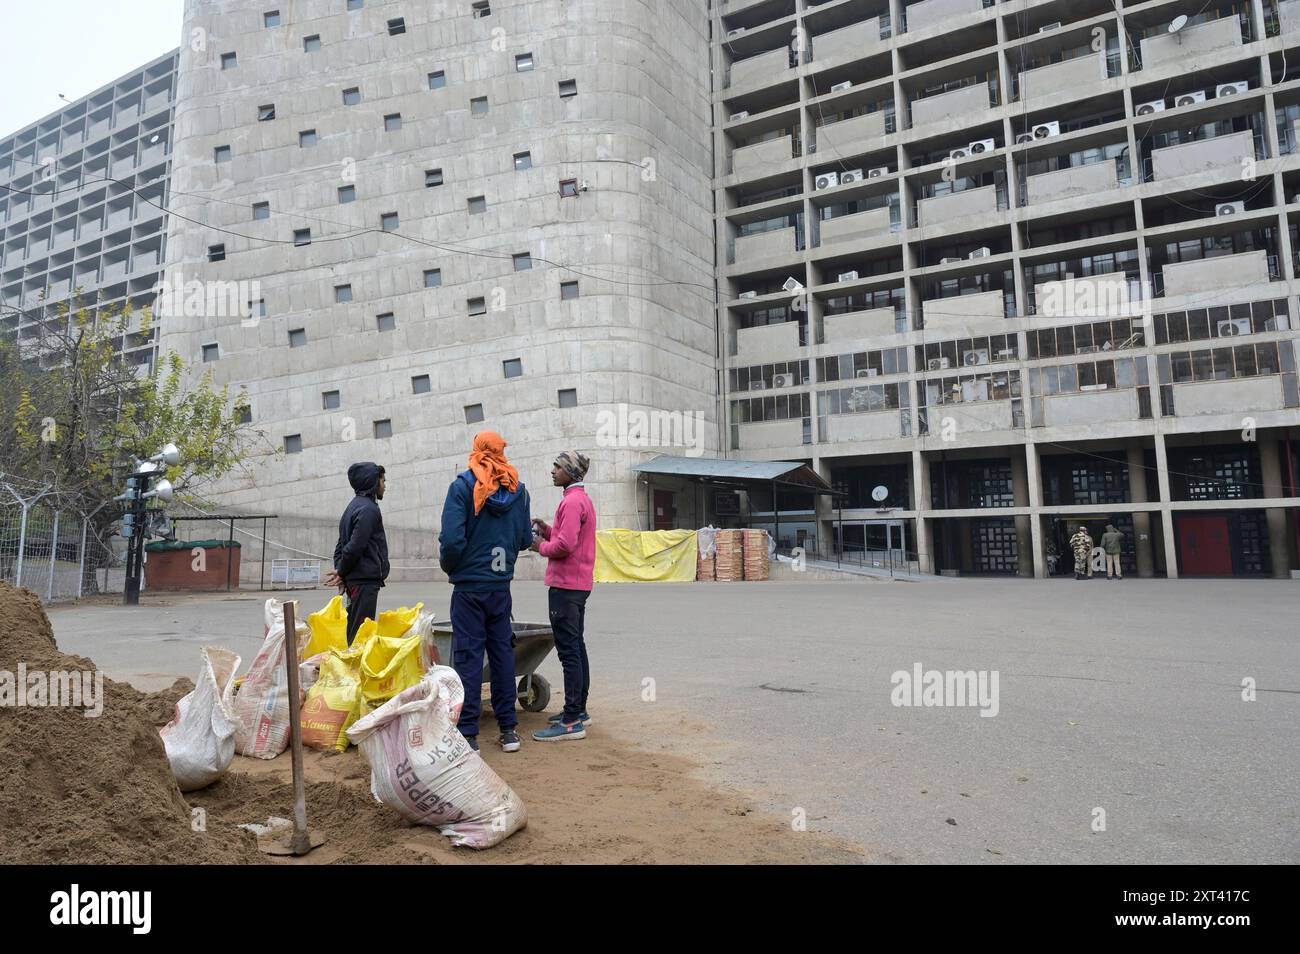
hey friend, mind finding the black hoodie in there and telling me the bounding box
[333,462,390,585]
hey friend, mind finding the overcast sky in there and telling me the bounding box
[0,0,183,136]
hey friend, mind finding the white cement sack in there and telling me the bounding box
[233,598,310,759]
[160,647,242,791]
[347,667,526,849]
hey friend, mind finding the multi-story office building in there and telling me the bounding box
[0,52,178,368]
[712,0,1300,578]
[158,0,719,566]
[20,0,1300,580]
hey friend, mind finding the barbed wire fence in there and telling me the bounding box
[0,475,124,603]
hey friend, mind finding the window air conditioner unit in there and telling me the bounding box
[969,246,992,259]
[773,373,795,388]
[837,270,859,282]
[1136,99,1166,116]
[927,357,951,371]
[815,171,840,189]
[939,256,963,264]
[738,290,759,299]
[1216,82,1248,98]
[1217,318,1251,337]
[750,379,766,390]
[840,169,865,184]
[867,166,890,178]
[729,110,750,121]
[1264,316,1289,331]
[1174,90,1207,107]
[969,138,996,154]
[1216,201,1244,216]
[949,147,971,160]
[830,81,852,92]
[1039,22,1062,33]
[782,277,804,292]
[726,28,745,39]
[856,368,879,378]
[1032,120,1060,139]
[1015,133,1035,145]
[962,348,990,366]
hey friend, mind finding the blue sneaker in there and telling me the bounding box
[532,720,587,742]
[548,710,591,726]
[463,734,479,752]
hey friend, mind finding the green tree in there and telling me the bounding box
[1,300,263,512]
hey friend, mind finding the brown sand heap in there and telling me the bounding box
[0,581,258,864]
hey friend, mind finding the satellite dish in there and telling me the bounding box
[871,485,889,503]
[1168,14,1188,35]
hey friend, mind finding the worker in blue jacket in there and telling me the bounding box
[438,431,533,753]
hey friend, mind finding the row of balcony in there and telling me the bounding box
[728,128,1271,267]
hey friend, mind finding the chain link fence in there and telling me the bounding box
[0,478,123,603]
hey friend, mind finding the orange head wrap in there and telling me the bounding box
[468,430,519,514]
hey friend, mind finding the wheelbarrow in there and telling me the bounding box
[428,620,555,712]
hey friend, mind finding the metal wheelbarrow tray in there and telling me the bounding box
[428,620,555,712]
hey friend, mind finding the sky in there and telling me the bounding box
[0,0,183,136]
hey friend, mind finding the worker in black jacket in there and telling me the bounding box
[324,462,390,644]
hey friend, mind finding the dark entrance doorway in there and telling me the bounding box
[653,490,676,531]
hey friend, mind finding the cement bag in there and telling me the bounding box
[300,652,327,696]
[377,602,424,638]
[412,612,441,669]
[160,647,242,792]
[300,648,363,752]
[347,668,527,849]
[304,595,348,659]
[234,598,311,759]
[359,634,424,715]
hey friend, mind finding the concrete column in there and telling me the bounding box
[1010,449,1033,577]
[813,455,836,556]
[1258,438,1291,578]
[911,449,933,573]
[1153,433,1179,579]
[1127,443,1155,578]
[1025,443,1045,578]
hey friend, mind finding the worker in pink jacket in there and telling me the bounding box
[529,451,596,741]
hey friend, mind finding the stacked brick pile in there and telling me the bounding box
[742,529,770,581]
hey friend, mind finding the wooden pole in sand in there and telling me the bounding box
[282,600,311,855]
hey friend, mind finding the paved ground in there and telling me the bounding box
[48,576,1300,864]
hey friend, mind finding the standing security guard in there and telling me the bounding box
[1069,525,1094,581]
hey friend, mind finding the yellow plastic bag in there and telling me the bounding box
[377,602,424,638]
[359,634,425,715]
[300,648,364,752]
[304,595,348,659]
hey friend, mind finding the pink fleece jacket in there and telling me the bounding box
[538,484,596,591]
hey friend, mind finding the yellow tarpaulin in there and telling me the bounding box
[594,528,697,583]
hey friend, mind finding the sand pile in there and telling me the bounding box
[0,581,258,864]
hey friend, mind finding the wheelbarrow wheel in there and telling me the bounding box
[518,674,550,712]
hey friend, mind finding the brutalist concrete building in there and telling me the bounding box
[141,0,1300,579]
[0,51,178,368]
[711,0,1300,578]
[159,0,719,567]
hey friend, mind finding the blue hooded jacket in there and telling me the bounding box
[437,470,533,591]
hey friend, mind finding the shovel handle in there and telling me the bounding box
[282,601,311,855]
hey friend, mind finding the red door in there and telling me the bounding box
[1177,515,1233,576]
[653,491,676,531]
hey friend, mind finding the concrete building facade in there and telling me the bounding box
[0,52,178,369]
[22,0,1298,580]
[708,0,1300,578]
[159,0,719,568]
